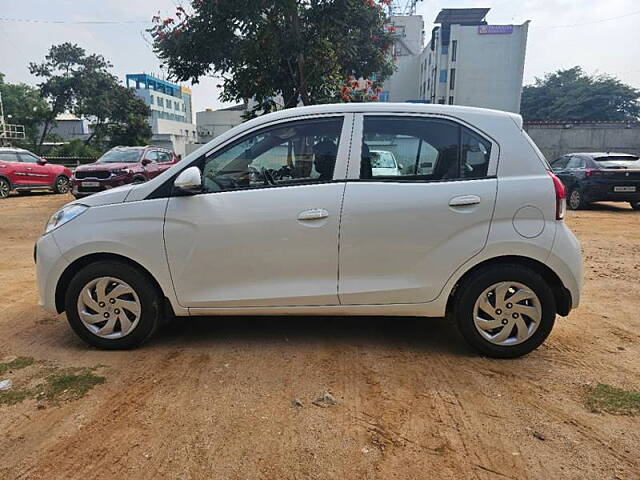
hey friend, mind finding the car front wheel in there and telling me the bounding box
[54,175,70,194]
[0,178,10,198]
[65,260,161,349]
[454,264,556,358]
[631,200,639,211]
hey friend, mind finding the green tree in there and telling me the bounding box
[29,43,151,152]
[521,67,640,121]
[150,0,395,118]
[0,72,51,149]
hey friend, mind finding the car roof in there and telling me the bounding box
[567,152,639,159]
[0,147,30,153]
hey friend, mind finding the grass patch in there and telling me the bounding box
[40,369,106,403]
[0,356,34,376]
[0,389,32,406]
[585,383,640,415]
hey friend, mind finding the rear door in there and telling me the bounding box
[0,151,24,184]
[338,114,498,305]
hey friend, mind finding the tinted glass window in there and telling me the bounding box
[566,157,584,169]
[0,152,18,162]
[361,116,491,181]
[157,151,173,163]
[145,151,159,162]
[98,149,144,163]
[18,153,39,164]
[552,156,569,169]
[202,118,343,193]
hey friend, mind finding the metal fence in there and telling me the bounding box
[43,156,97,169]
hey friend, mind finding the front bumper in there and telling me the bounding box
[71,176,132,197]
[36,232,70,314]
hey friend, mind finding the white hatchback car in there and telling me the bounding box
[36,104,582,358]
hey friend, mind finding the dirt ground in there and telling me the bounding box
[0,192,639,480]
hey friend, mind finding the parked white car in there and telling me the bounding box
[370,150,402,176]
[36,103,583,357]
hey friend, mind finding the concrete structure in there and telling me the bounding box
[44,113,91,141]
[126,73,196,157]
[524,121,640,161]
[382,8,529,113]
[196,104,246,144]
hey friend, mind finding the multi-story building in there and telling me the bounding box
[381,8,529,113]
[126,73,197,157]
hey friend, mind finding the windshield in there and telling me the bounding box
[98,149,144,163]
[371,151,396,168]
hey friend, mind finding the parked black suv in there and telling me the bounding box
[550,152,640,210]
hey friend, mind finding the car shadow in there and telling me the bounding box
[150,314,472,357]
[584,202,635,212]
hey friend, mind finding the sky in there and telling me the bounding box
[0,0,639,115]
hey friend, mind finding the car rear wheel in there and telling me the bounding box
[54,175,70,194]
[454,264,556,358]
[630,200,639,211]
[0,178,10,198]
[65,261,161,349]
[568,188,587,210]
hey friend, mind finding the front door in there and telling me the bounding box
[17,152,54,185]
[338,114,498,305]
[164,115,351,308]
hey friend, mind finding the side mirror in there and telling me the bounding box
[37,158,48,165]
[141,158,152,166]
[173,166,202,194]
[398,163,404,170]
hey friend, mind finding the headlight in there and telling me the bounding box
[44,204,89,234]
[111,169,130,177]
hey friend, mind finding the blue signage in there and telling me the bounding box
[478,25,514,35]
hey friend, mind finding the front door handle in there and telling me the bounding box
[449,195,481,207]
[298,208,329,221]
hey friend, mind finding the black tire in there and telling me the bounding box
[454,264,556,358]
[64,260,161,349]
[630,200,640,211]
[567,188,588,210]
[0,178,10,199]
[53,175,70,194]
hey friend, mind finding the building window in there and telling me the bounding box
[441,44,449,55]
[450,69,456,90]
[439,70,447,83]
[157,97,163,107]
[379,91,390,102]
[449,96,454,105]
[451,40,457,62]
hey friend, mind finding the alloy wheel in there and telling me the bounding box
[0,179,9,198]
[473,281,542,346]
[76,277,142,339]
[569,190,581,210]
[57,177,70,194]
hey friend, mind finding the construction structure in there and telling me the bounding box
[0,92,25,147]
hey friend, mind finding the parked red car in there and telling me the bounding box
[71,146,179,198]
[0,147,72,199]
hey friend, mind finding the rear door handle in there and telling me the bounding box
[298,208,329,221]
[449,195,481,207]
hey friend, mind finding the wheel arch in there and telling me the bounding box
[446,255,572,317]
[55,252,170,314]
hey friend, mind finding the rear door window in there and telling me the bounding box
[0,152,18,163]
[360,116,492,181]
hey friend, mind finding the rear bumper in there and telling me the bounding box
[582,180,640,202]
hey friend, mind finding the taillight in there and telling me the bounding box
[585,168,602,177]
[549,171,566,220]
